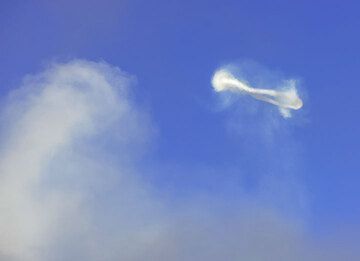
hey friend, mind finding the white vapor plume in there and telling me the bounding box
[212,69,303,118]
[0,60,358,261]
[0,60,149,260]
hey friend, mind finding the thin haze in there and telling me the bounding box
[0,60,358,261]
[212,68,303,118]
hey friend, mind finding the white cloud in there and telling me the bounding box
[212,64,303,118]
[0,60,150,260]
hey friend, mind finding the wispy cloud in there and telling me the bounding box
[0,60,151,260]
[212,63,303,118]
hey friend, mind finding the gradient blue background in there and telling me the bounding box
[1,0,359,234]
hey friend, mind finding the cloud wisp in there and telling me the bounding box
[212,68,303,118]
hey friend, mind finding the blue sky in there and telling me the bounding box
[1,1,359,259]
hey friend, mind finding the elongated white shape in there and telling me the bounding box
[212,69,303,117]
